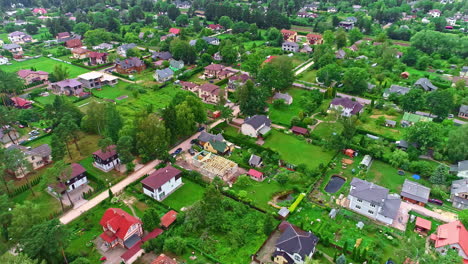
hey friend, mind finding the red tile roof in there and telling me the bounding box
[204,63,225,71]
[100,230,117,243]
[306,33,322,39]
[93,145,117,160]
[281,29,296,35]
[142,228,163,242]
[89,51,107,58]
[169,28,180,35]
[10,97,32,107]
[141,165,181,190]
[120,241,143,261]
[208,24,223,30]
[17,69,48,78]
[291,126,308,135]
[72,47,89,54]
[415,217,431,230]
[431,221,468,258]
[65,38,82,48]
[264,56,277,64]
[199,83,219,94]
[180,81,198,88]
[99,208,141,240]
[248,169,263,179]
[71,163,86,178]
[151,254,177,264]
[160,210,178,228]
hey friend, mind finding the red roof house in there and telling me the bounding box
[10,97,33,109]
[415,217,432,234]
[263,56,277,64]
[343,149,355,158]
[291,126,308,135]
[306,33,323,45]
[280,29,297,42]
[32,8,47,15]
[248,169,264,182]
[65,38,82,48]
[160,210,178,229]
[169,28,180,35]
[208,24,224,31]
[430,221,468,263]
[99,208,143,249]
[151,254,177,264]
[92,145,119,172]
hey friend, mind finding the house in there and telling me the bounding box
[248,169,264,182]
[141,165,183,201]
[430,221,468,262]
[327,7,337,13]
[414,78,438,92]
[249,154,263,167]
[385,119,396,127]
[359,155,373,169]
[415,217,432,235]
[428,9,441,17]
[306,33,323,45]
[383,85,411,99]
[154,68,174,83]
[208,24,224,31]
[228,74,251,91]
[180,81,199,93]
[65,38,82,49]
[213,52,222,61]
[117,43,137,57]
[335,49,346,59]
[7,144,52,178]
[49,163,88,195]
[338,21,354,30]
[56,32,70,40]
[192,151,238,181]
[152,51,172,61]
[273,92,293,105]
[446,17,457,26]
[151,254,177,264]
[300,44,312,53]
[197,131,234,155]
[461,66,468,77]
[202,36,220,45]
[160,210,178,229]
[17,69,49,84]
[93,145,120,172]
[198,83,225,104]
[450,160,468,178]
[169,28,180,35]
[400,179,430,206]
[89,52,108,65]
[204,63,225,79]
[49,79,84,96]
[304,3,319,11]
[93,43,113,50]
[291,126,308,136]
[401,112,433,127]
[329,97,363,117]
[175,0,191,9]
[241,115,272,138]
[10,97,33,109]
[0,128,20,144]
[169,59,184,71]
[32,8,47,15]
[71,47,90,59]
[99,208,143,249]
[3,44,23,56]
[450,179,468,209]
[77,71,118,89]
[297,12,317,18]
[8,31,32,44]
[115,57,146,74]
[280,29,297,42]
[0,55,8,65]
[459,105,468,119]
[348,178,401,225]
[160,33,176,42]
[273,222,319,264]
[282,41,299,52]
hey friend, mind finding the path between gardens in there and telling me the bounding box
[294,59,315,76]
[307,112,337,131]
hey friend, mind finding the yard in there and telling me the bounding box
[312,122,343,140]
[0,56,89,78]
[162,179,205,210]
[263,130,335,170]
[298,69,317,83]
[268,88,311,125]
[92,82,134,101]
[79,156,125,184]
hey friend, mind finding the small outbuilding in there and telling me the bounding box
[415,217,431,235]
[359,155,373,169]
[343,149,356,158]
[248,169,264,182]
[291,126,308,136]
[248,154,263,167]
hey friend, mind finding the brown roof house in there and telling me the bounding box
[49,79,84,96]
[198,83,226,104]
[400,179,430,206]
[65,38,82,48]
[48,163,88,195]
[228,73,251,92]
[56,32,70,41]
[180,81,199,93]
[329,97,363,117]
[93,145,120,172]
[17,69,49,85]
[203,63,234,79]
[0,127,20,144]
[71,47,90,59]
[89,52,108,65]
[6,144,52,178]
[115,57,146,74]
[280,29,297,42]
[141,165,183,201]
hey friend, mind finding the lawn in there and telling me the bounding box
[263,130,335,169]
[92,82,134,101]
[33,93,74,106]
[0,56,89,78]
[162,179,205,210]
[23,134,52,148]
[299,69,317,83]
[268,88,311,125]
[79,156,125,185]
[313,122,343,140]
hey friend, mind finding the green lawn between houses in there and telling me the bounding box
[268,88,311,126]
[263,130,335,170]
[162,179,206,210]
[0,56,89,78]
[312,122,344,140]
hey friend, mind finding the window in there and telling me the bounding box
[370,204,376,207]
[357,199,362,203]
[355,205,361,209]
[368,210,374,214]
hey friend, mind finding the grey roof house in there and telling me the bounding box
[0,128,20,144]
[154,68,174,83]
[458,105,468,119]
[241,115,272,138]
[400,179,430,205]
[202,36,220,45]
[198,131,224,143]
[152,51,172,61]
[169,59,184,70]
[274,222,319,264]
[451,179,468,209]
[117,43,137,57]
[383,85,411,99]
[282,41,299,52]
[450,160,468,178]
[414,78,438,92]
[249,154,263,167]
[273,92,293,105]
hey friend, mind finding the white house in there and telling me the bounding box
[48,163,88,195]
[154,68,174,82]
[348,178,401,225]
[8,31,32,44]
[446,17,457,26]
[428,9,441,17]
[241,115,272,138]
[92,145,120,172]
[329,97,364,117]
[141,165,183,201]
[117,43,137,57]
[0,55,9,65]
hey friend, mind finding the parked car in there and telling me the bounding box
[172,148,183,155]
[188,148,195,155]
[428,198,443,206]
[190,139,198,144]
[197,126,205,132]
[18,124,26,128]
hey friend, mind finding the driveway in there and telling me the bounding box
[392,201,457,231]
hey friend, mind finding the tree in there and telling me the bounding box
[157,15,172,31]
[104,104,123,142]
[336,254,346,264]
[169,39,197,64]
[460,210,468,228]
[257,56,294,92]
[219,16,233,29]
[401,89,425,113]
[84,28,112,46]
[25,24,38,35]
[323,30,335,45]
[426,90,454,119]
[0,194,12,240]
[342,67,368,95]
[236,80,267,116]
[9,201,43,242]
[241,52,263,78]
[142,208,160,231]
[389,149,409,168]
[446,125,468,162]
[20,219,70,264]
[0,254,45,264]
[117,136,134,165]
[402,47,419,66]
[69,258,91,264]
[185,96,207,124]
[335,28,347,48]
[73,22,91,35]
[175,14,188,26]
[126,47,142,58]
[263,216,274,236]
[192,17,202,32]
[219,40,238,65]
[81,101,106,134]
[167,4,181,20]
[316,64,341,86]
[405,122,443,149]
[175,102,196,137]
[348,28,363,44]
[4,148,34,196]
[0,70,24,105]
[163,236,187,255]
[430,165,448,184]
[136,114,170,162]
[49,64,70,82]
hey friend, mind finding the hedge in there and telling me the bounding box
[21,133,51,146]
[177,66,204,81]
[214,77,229,86]
[111,71,132,80]
[9,174,43,197]
[288,193,306,212]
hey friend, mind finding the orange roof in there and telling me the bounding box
[152,254,177,264]
[99,208,141,240]
[281,29,296,35]
[415,217,431,230]
[160,210,178,228]
[431,221,468,257]
[248,169,263,179]
[169,28,180,35]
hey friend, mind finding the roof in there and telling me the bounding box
[180,81,198,89]
[386,119,397,126]
[160,210,178,228]
[451,178,468,195]
[141,165,182,190]
[402,112,433,123]
[202,36,219,43]
[400,179,431,204]
[281,29,297,35]
[156,68,174,79]
[415,217,432,230]
[119,43,137,51]
[17,69,48,78]
[204,63,224,71]
[198,131,224,142]
[243,115,271,130]
[78,71,103,80]
[199,83,220,95]
[386,85,411,95]
[331,97,363,114]
[99,208,141,240]
[8,31,27,37]
[248,169,263,179]
[93,145,117,160]
[275,222,319,259]
[70,163,86,178]
[57,32,70,38]
[272,251,294,263]
[282,41,299,48]
[3,43,21,50]
[229,73,251,83]
[115,57,144,69]
[151,254,177,264]
[169,28,180,35]
[291,126,308,135]
[431,220,468,257]
[415,78,438,91]
[208,24,223,30]
[169,59,184,69]
[65,38,82,47]
[209,140,227,153]
[10,97,32,107]
[380,194,401,219]
[349,178,389,205]
[306,33,322,39]
[152,51,172,60]
[89,51,107,58]
[249,154,262,166]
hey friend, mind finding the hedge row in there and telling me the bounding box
[177,66,204,81]
[214,77,229,86]
[9,174,43,197]
[111,71,132,80]
[20,133,51,146]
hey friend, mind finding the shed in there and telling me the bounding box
[385,119,397,127]
[248,154,263,167]
[359,155,373,169]
[248,169,264,182]
[415,217,431,234]
[278,207,290,218]
[291,126,308,135]
[343,149,355,158]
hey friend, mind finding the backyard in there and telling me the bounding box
[162,179,205,210]
[263,130,335,170]
[0,56,89,78]
[268,88,311,125]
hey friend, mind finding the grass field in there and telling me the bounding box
[298,69,317,83]
[268,88,311,125]
[313,122,343,140]
[92,82,134,101]
[263,130,335,169]
[0,57,88,78]
[162,179,205,210]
